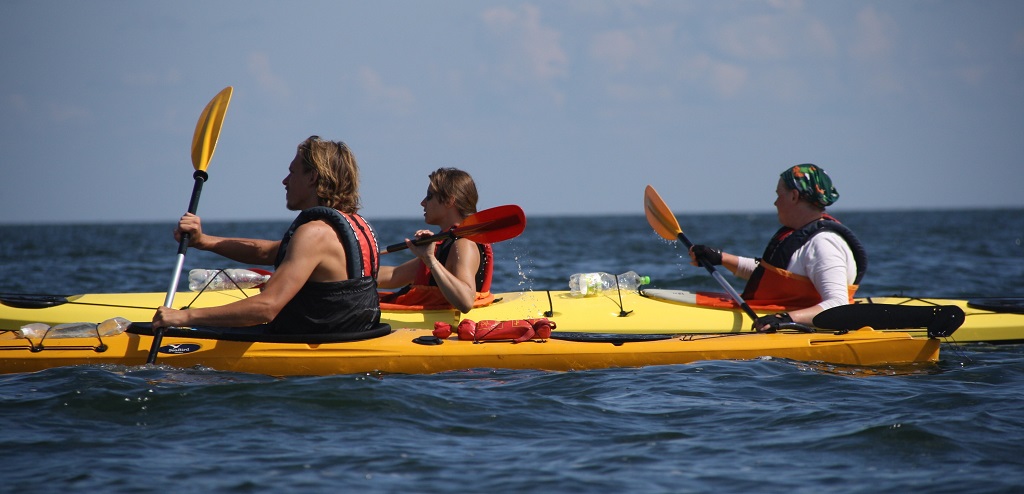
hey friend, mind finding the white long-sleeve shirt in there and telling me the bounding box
[734,231,857,311]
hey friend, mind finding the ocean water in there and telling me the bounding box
[1,210,1023,493]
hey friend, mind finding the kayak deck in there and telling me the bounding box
[1,289,1019,343]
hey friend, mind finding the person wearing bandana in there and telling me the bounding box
[688,164,867,332]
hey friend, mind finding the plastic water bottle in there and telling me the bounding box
[15,317,131,339]
[188,269,270,291]
[568,271,650,297]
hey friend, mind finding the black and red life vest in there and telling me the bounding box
[268,206,383,334]
[697,215,867,311]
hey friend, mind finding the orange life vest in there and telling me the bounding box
[379,231,495,311]
[697,216,867,312]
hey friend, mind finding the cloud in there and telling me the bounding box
[850,5,892,60]
[591,30,638,73]
[717,15,788,59]
[481,4,568,83]
[716,13,838,60]
[955,66,987,85]
[677,9,844,101]
[767,0,805,10]
[357,67,415,115]
[590,25,675,73]
[604,82,673,103]
[49,102,90,123]
[247,52,290,99]
[705,58,749,98]
[8,93,28,114]
[121,69,182,87]
[3,93,89,126]
[680,54,749,98]
[805,18,838,57]
[848,6,903,95]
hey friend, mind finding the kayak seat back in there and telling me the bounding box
[813,304,964,338]
[0,294,69,309]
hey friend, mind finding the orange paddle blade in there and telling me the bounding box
[644,185,682,241]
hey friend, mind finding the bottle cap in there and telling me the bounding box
[641,276,650,284]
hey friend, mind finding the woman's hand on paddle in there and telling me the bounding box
[406,230,436,263]
[752,312,792,332]
[689,245,723,266]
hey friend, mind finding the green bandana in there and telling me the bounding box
[781,164,839,208]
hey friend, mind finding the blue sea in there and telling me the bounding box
[1,210,1023,493]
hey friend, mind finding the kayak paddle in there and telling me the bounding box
[644,185,761,323]
[379,204,526,255]
[147,86,233,365]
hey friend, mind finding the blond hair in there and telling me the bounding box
[298,135,360,213]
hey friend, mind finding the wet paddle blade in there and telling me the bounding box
[644,185,682,241]
[190,86,233,172]
[643,184,759,322]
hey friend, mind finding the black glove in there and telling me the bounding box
[691,245,723,266]
[753,312,792,333]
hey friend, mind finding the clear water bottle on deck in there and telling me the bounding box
[188,269,270,291]
[15,317,131,339]
[568,271,650,297]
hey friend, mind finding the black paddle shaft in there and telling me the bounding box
[176,170,209,255]
[674,231,761,323]
[147,170,208,365]
[380,214,520,254]
[381,231,455,254]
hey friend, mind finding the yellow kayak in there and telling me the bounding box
[0,288,1019,342]
[0,322,943,376]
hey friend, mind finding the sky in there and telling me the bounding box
[2,1,1023,225]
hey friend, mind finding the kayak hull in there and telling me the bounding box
[0,326,939,376]
[2,289,1021,343]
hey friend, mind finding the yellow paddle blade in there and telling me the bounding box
[644,185,683,241]
[190,86,233,172]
